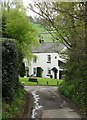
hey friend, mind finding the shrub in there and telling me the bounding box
[28,77,37,82]
[36,67,42,77]
[2,87,26,118]
[2,39,20,102]
[59,80,87,117]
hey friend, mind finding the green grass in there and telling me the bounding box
[19,77,64,86]
[32,23,53,42]
[32,23,45,33]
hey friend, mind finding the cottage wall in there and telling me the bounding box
[29,53,64,79]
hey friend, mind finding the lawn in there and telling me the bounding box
[19,77,64,86]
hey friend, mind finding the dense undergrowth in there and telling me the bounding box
[58,80,87,118]
[2,39,26,119]
[2,87,26,119]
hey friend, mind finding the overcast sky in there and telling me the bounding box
[22,0,54,17]
[22,0,38,17]
[22,0,35,6]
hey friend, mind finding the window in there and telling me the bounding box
[33,56,37,63]
[47,55,51,63]
[33,68,37,74]
[48,68,51,75]
[55,56,57,59]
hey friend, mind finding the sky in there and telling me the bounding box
[22,0,38,17]
[22,0,56,17]
[2,0,85,17]
[22,0,35,6]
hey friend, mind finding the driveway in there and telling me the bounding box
[25,86,81,119]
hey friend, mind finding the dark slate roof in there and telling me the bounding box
[32,42,65,53]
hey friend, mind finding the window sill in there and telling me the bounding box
[47,62,51,63]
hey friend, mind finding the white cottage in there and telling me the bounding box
[25,41,65,79]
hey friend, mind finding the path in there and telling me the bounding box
[25,86,81,119]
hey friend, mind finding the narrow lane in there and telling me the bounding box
[25,86,81,119]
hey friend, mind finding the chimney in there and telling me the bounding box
[39,35,44,43]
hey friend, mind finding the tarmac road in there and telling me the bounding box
[25,86,81,119]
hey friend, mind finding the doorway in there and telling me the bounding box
[51,67,58,79]
[54,70,57,79]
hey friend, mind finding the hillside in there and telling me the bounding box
[32,23,53,42]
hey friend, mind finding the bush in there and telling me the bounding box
[28,77,37,82]
[2,39,20,102]
[36,67,42,77]
[2,87,26,118]
[59,80,87,117]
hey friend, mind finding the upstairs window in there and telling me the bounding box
[33,56,37,63]
[47,55,51,63]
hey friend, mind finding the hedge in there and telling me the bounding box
[2,39,20,102]
[58,80,87,117]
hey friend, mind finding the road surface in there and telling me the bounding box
[25,86,81,119]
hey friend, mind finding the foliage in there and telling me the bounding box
[19,77,64,86]
[1,1,36,118]
[19,62,26,77]
[30,2,85,47]
[32,23,53,42]
[36,67,42,77]
[0,98,2,120]
[1,0,38,60]
[59,80,87,117]
[29,77,37,82]
[2,87,26,119]
[30,2,87,117]
[2,39,21,102]
[30,2,86,80]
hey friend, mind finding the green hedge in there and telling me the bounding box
[2,87,26,118]
[58,80,87,117]
[2,39,21,102]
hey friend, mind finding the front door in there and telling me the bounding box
[54,70,57,79]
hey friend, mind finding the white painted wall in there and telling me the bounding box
[27,53,64,79]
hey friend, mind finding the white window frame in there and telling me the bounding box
[47,55,51,63]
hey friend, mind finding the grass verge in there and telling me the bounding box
[58,80,87,118]
[19,77,64,86]
[2,87,26,119]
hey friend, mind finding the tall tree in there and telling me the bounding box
[29,1,86,81]
[1,0,38,60]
